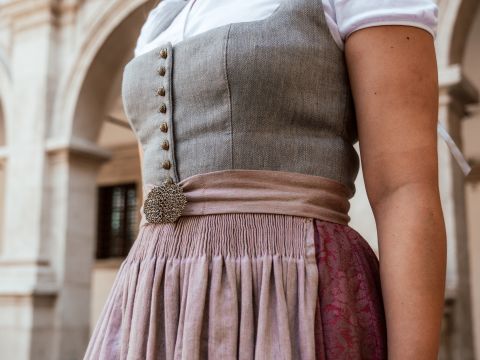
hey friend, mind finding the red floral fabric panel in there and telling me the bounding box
[313,220,388,359]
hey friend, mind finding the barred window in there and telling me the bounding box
[96,183,138,259]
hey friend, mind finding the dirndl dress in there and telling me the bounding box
[83,170,387,359]
[83,0,388,356]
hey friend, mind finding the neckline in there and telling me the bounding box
[128,0,290,64]
[181,0,198,41]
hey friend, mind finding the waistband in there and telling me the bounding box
[139,169,354,227]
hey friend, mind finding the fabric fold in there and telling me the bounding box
[83,213,319,360]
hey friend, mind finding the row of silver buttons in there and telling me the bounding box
[155,47,172,179]
[143,46,187,224]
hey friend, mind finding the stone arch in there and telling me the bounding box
[435,1,480,359]
[459,3,480,359]
[51,0,155,143]
[437,0,480,66]
[41,1,156,357]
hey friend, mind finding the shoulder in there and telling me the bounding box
[327,0,438,50]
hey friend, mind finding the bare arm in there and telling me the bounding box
[345,26,447,359]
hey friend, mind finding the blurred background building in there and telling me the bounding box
[0,0,478,359]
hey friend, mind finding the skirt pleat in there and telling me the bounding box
[84,213,319,360]
[83,213,387,360]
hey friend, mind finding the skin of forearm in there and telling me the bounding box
[345,25,444,357]
[371,182,447,359]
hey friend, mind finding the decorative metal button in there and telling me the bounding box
[162,160,171,169]
[159,48,168,59]
[143,178,187,224]
[156,86,165,96]
[160,122,168,132]
[161,139,169,150]
[157,66,166,76]
[158,103,167,113]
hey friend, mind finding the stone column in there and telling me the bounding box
[438,64,477,360]
[0,139,109,360]
[44,141,110,360]
[0,1,110,359]
[0,2,57,359]
[463,103,480,360]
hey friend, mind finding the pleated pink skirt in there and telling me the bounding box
[83,170,388,359]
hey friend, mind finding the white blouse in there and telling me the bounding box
[132,0,472,176]
[134,0,438,56]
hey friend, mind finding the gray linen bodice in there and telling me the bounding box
[121,0,360,196]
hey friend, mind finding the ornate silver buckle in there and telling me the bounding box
[144,177,187,224]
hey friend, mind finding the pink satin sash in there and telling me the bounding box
[139,169,354,227]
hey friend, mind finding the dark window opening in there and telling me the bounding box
[96,183,138,259]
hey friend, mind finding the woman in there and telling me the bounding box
[84,0,447,358]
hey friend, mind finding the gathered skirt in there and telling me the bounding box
[83,212,387,360]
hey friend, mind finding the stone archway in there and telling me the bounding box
[436,0,480,359]
[437,0,479,66]
[70,2,153,142]
[41,1,156,359]
[50,0,153,142]
[461,3,480,358]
